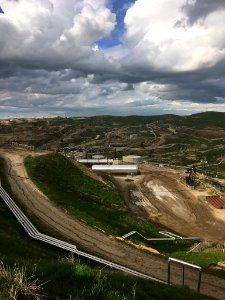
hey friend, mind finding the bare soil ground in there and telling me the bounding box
[116,165,225,244]
[1,147,225,299]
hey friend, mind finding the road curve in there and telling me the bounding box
[0,185,163,282]
[1,148,225,300]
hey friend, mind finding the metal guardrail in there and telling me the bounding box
[122,230,199,241]
[0,185,165,283]
[168,257,202,293]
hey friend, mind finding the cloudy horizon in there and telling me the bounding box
[0,0,225,119]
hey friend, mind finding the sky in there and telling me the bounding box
[0,0,225,118]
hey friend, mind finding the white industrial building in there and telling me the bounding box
[92,164,139,174]
[77,159,114,165]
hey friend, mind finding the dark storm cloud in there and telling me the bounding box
[0,67,86,96]
[149,69,225,104]
[182,0,225,25]
[1,52,225,110]
[118,59,225,104]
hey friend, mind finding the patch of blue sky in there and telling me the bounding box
[97,0,136,49]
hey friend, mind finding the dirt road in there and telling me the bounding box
[1,148,225,299]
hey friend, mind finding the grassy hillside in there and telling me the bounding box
[82,114,181,126]
[24,153,159,238]
[71,112,225,128]
[171,111,225,128]
[0,157,208,299]
[24,153,196,254]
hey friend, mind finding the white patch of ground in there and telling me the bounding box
[130,189,145,206]
[146,181,177,202]
[130,189,158,214]
[145,181,195,222]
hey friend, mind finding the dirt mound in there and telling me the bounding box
[115,164,225,243]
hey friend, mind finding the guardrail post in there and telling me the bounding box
[168,260,171,284]
[198,268,202,293]
[182,265,185,286]
[168,258,202,293]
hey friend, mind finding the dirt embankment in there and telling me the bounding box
[1,148,225,300]
[116,165,225,244]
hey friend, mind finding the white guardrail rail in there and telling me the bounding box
[122,230,199,241]
[0,185,165,284]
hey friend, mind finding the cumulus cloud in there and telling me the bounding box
[122,0,225,72]
[0,0,115,71]
[0,0,225,118]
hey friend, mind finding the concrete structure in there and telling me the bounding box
[92,164,139,174]
[123,155,142,164]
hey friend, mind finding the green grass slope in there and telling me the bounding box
[24,153,196,254]
[172,111,225,128]
[24,153,161,238]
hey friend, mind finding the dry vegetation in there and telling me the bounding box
[0,262,44,300]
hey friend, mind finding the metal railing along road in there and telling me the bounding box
[122,230,199,241]
[0,184,165,283]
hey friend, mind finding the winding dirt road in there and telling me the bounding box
[1,147,225,299]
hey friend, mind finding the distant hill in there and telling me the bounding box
[170,111,225,128]
[85,114,181,126]
[78,112,225,128]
